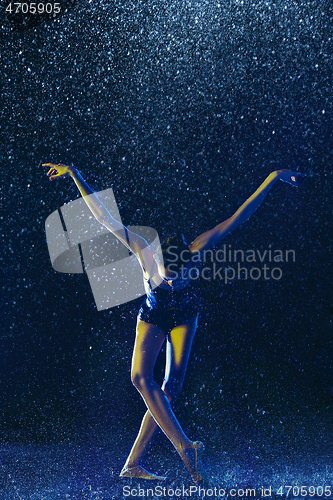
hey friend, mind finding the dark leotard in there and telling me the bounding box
[138,273,199,333]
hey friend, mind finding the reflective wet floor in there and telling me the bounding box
[1,444,332,500]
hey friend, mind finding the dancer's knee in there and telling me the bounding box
[131,371,152,394]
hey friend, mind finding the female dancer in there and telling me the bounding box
[43,163,303,483]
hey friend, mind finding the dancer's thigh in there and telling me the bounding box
[131,320,166,379]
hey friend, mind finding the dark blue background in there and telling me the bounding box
[1,0,332,495]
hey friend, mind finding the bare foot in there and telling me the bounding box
[119,465,166,480]
[179,441,208,484]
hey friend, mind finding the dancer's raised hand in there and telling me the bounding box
[276,169,305,187]
[42,162,74,180]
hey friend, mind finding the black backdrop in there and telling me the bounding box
[1,0,332,480]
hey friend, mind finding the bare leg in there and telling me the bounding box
[122,410,159,468]
[121,316,203,480]
[131,319,192,449]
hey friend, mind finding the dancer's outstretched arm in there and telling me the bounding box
[189,169,304,254]
[43,163,154,272]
